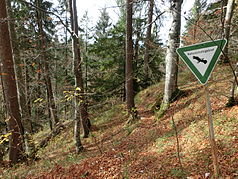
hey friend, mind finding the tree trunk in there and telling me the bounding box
[35,0,59,127]
[7,0,33,133]
[72,0,90,139]
[126,0,137,119]
[144,0,154,80]
[69,0,91,152]
[226,63,238,107]
[69,0,83,153]
[134,13,143,92]
[223,0,235,63]
[163,0,183,106]
[0,0,24,164]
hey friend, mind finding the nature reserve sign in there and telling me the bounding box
[176,39,227,84]
[177,39,228,176]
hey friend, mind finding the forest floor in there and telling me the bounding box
[1,65,238,178]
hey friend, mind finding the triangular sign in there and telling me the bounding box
[176,39,227,84]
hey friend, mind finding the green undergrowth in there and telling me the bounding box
[92,102,127,127]
[1,102,129,178]
[135,83,164,112]
[1,121,82,178]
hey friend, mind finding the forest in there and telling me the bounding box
[0,0,237,178]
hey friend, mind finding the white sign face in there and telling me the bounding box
[176,39,227,84]
[184,46,218,76]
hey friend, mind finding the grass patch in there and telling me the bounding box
[213,116,237,144]
[93,103,127,126]
[1,150,86,179]
[170,168,187,178]
[135,83,164,109]
[1,121,83,179]
[123,122,139,136]
[58,153,86,165]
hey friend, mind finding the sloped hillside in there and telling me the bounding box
[1,65,238,178]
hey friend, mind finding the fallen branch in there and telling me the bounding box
[38,123,66,149]
[28,123,66,160]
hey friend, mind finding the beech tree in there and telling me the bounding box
[224,0,236,105]
[162,0,183,108]
[0,0,24,163]
[223,0,235,63]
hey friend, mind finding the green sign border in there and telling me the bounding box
[176,39,227,84]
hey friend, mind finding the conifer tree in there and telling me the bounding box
[126,0,137,119]
[144,0,154,81]
[0,0,24,164]
[35,0,59,128]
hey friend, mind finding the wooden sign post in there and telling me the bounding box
[205,84,219,177]
[177,40,227,177]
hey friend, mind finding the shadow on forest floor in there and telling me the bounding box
[1,67,238,178]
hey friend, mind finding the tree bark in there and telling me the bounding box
[227,63,238,107]
[72,0,90,139]
[223,0,235,63]
[163,0,183,106]
[35,0,59,127]
[126,0,136,118]
[69,0,91,153]
[144,0,154,80]
[0,0,24,164]
[7,0,33,133]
